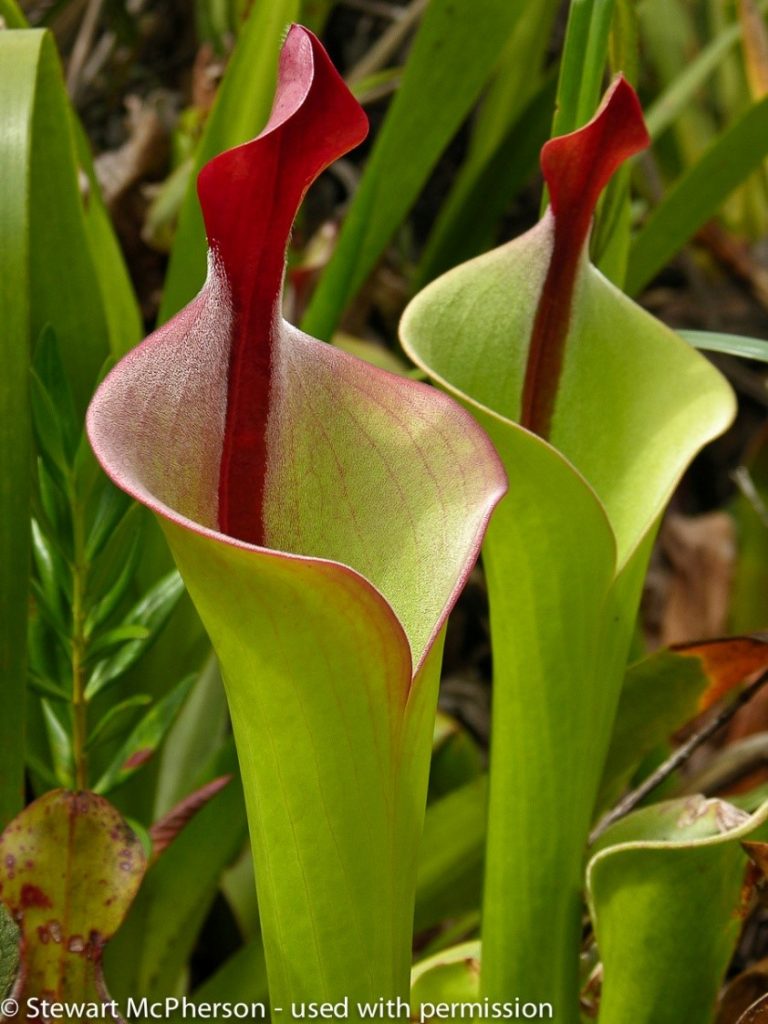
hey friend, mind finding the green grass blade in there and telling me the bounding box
[93,675,194,795]
[158,0,298,322]
[0,30,33,827]
[414,777,487,934]
[643,4,767,142]
[637,0,717,168]
[299,0,336,33]
[0,0,25,26]
[0,2,142,356]
[466,0,560,167]
[1,30,120,413]
[552,0,617,138]
[301,0,527,340]
[627,94,768,295]
[154,653,229,814]
[73,120,143,358]
[415,73,556,288]
[680,328,768,362]
[414,0,560,287]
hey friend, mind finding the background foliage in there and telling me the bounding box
[6,0,768,1020]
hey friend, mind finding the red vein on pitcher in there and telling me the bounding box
[520,77,649,437]
[200,26,367,544]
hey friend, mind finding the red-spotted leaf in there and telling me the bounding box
[88,25,506,1008]
[0,790,146,1020]
[401,78,735,1018]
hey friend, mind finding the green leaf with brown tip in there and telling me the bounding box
[0,790,146,1014]
[599,636,768,810]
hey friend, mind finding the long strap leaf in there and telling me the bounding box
[0,29,35,828]
[302,0,527,339]
[627,93,768,295]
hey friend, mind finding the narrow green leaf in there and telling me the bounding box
[0,2,142,358]
[35,457,67,544]
[87,694,153,750]
[84,526,143,635]
[85,625,151,661]
[93,675,194,794]
[30,519,65,619]
[85,571,185,699]
[30,579,70,648]
[33,326,79,461]
[29,673,69,702]
[74,118,143,359]
[30,370,72,480]
[84,483,133,562]
[419,0,561,283]
[0,0,26,27]
[155,653,229,814]
[627,94,768,295]
[414,777,486,934]
[0,29,31,830]
[467,0,559,167]
[159,0,299,321]
[643,4,767,142]
[40,699,73,787]
[552,0,617,137]
[1,31,112,413]
[302,0,527,339]
[608,0,640,84]
[681,328,768,363]
[415,73,557,288]
[637,0,717,167]
[729,429,768,636]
